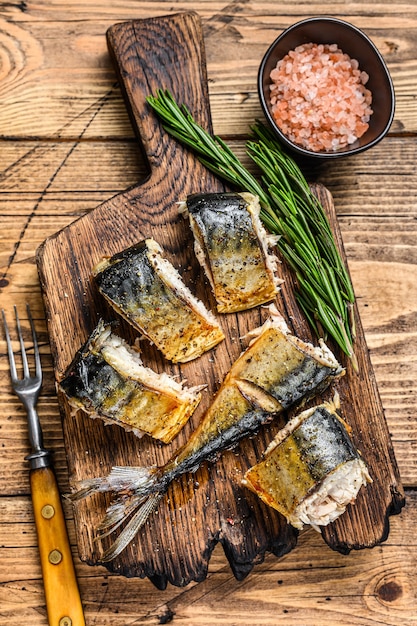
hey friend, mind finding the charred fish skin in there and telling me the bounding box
[72,385,274,500]
[59,344,123,413]
[227,318,343,412]
[242,398,372,531]
[293,407,358,479]
[182,192,281,313]
[71,387,276,563]
[163,383,274,479]
[59,319,201,444]
[70,307,344,561]
[93,238,225,363]
[59,320,127,412]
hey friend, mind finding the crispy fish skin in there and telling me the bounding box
[181,192,282,313]
[59,320,201,444]
[242,396,372,531]
[69,306,343,562]
[226,305,344,411]
[93,238,225,363]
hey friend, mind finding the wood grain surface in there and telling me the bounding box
[1,1,416,624]
[36,11,403,587]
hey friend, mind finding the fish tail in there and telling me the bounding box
[67,477,108,502]
[97,492,165,562]
[68,465,161,502]
[67,464,167,560]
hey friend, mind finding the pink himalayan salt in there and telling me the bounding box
[269,42,373,152]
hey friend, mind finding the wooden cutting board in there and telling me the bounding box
[36,11,404,589]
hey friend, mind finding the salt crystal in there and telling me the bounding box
[269,42,373,152]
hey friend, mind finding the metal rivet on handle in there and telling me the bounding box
[48,549,62,564]
[41,504,55,519]
[59,618,72,626]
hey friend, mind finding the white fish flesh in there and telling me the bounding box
[242,395,372,531]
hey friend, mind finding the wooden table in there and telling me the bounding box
[0,1,416,624]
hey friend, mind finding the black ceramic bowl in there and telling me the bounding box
[258,17,395,159]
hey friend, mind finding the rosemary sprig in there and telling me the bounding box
[146,89,357,368]
[247,124,356,349]
[146,89,276,226]
[147,89,267,201]
[248,123,355,302]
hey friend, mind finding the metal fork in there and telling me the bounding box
[2,305,85,626]
[2,305,51,468]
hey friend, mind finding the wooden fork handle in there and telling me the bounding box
[30,466,85,626]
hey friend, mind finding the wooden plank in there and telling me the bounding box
[0,2,415,138]
[34,12,403,588]
[0,492,416,626]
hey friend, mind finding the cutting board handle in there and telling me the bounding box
[106,12,212,180]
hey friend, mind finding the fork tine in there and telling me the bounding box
[14,305,31,380]
[27,304,42,382]
[1,308,18,383]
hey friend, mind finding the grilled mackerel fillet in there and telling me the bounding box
[242,395,372,531]
[180,192,282,313]
[93,238,225,363]
[59,320,202,443]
